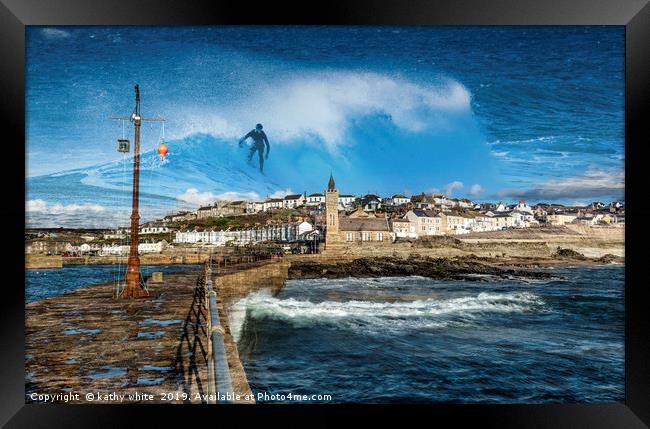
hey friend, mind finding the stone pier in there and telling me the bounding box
[26,270,211,403]
[209,258,290,403]
[25,258,291,404]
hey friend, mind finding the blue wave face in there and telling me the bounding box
[26,26,624,227]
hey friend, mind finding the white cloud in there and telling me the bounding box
[443,181,464,197]
[26,199,105,214]
[26,199,47,212]
[173,71,471,150]
[26,199,114,228]
[468,184,484,196]
[176,188,217,207]
[493,168,624,201]
[215,191,261,202]
[176,188,261,208]
[269,188,294,199]
[41,28,71,39]
[26,203,169,229]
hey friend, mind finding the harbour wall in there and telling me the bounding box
[25,255,63,269]
[210,259,290,403]
[26,253,211,269]
[320,226,624,260]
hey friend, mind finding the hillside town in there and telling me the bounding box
[26,175,625,256]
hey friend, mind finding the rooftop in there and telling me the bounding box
[339,216,390,232]
[410,209,439,218]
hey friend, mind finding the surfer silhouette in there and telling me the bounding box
[238,123,270,173]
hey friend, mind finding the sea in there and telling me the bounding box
[230,265,624,403]
[25,264,202,303]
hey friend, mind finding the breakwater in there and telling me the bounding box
[25,256,290,404]
[25,253,210,269]
[26,270,210,403]
[209,259,290,402]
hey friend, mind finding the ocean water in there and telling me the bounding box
[232,265,624,403]
[26,26,624,228]
[25,264,202,303]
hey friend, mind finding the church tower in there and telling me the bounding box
[325,173,340,246]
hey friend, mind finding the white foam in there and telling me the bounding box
[172,71,472,149]
[231,290,544,339]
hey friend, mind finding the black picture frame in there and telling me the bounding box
[3,0,648,427]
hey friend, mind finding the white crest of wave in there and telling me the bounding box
[230,290,542,340]
[171,71,471,150]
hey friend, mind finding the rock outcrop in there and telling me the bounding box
[288,256,552,281]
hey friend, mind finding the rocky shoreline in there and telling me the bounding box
[288,256,554,281]
[288,254,623,281]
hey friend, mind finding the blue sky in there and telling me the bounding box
[25,26,624,227]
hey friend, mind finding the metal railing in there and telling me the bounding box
[210,248,280,274]
[204,261,234,404]
[203,249,281,403]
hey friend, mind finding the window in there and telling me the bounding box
[362,232,371,241]
[346,232,353,242]
[376,232,383,241]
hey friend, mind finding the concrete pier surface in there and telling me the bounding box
[26,270,213,404]
[25,257,288,404]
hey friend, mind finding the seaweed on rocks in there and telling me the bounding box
[288,256,552,281]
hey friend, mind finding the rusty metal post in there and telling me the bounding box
[122,84,147,299]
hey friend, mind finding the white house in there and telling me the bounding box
[449,198,473,209]
[138,240,168,253]
[338,194,356,210]
[511,210,539,228]
[296,221,314,236]
[405,209,444,237]
[361,194,382,212]
[103,230,127,240]
[390,217,416,238]
[514,199,534,214]
[140,224,171,234]
[174,222,315,246]
[246,201,264,214]
[263,198,284,211]
[495,202,508,212]
[100,244,129,256]
[307,193,325,206]
[283,194,306,209]
[76,243,102,254]
[546,212,579,225]
[441,212,474,235]
[411,194,437,209]
[391,194,410,206]
[470,214,498,233]
[491,212,514,230]
[100,241,167,255]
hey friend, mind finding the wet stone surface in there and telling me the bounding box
[25,270,210,403]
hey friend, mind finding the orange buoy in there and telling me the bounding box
[157,142,168,160]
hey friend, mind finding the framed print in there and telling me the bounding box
[2,0,649,427]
